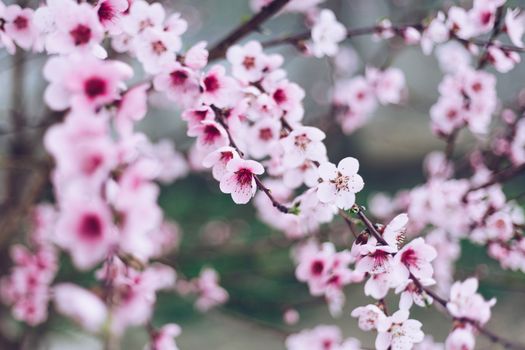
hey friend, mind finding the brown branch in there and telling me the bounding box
[467,163,525,194]
[350,204,388,245]
[208,0,291,61]
[211,105,290,214]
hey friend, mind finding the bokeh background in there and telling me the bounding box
[1,0,525,349]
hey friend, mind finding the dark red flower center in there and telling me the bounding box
[79,213,103,240]
[84,77,107,99]
[70,24,92,46]
[243,56,256,69]
[310,260,324,276]
[273,88,286,104]
[98,1,115,22]
[204,75,220,92]
[401,248,418,267]
[235,168,253,186]
[83,153,104,175]
[170,70,188,86]
[203,124,221,144]
[258,127,273,141]
[13,16,28,30]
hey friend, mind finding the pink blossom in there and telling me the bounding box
[310,9,346,57]
[153,62,200,108]
[145,324,181,350]
[227,40,283,84]
[43,55,133,112]
[188,120,229,152]
[286,325,360,350]
[120,0,165,35]
[376,309,425,350]
[54,197,116,270]
[200,65,240,107]
[366,67,406,105]
[351,304,387,331]
[445,327,476,350]
[394,237,437,281]
[185,41,209,70]
[95,0,128,34]
[447,278,496,325]
[194,268,229,312]
[45,0,104,55]
[248,118,281,159]
[395,278,435,310]
[317,157,364,210]
[135,27,181,74]
[219,158,264,204]
[505,8,525,48]
[202,146,240,181]
[283,308,300,325]
[280,126,327,168]
[4,5,36,50]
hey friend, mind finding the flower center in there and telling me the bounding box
[243,56,256,69]
[204,75,220,92]
[70,24,92,46]
[310,260,324,276]
[273,88,287,104]
[151,40,167,55]
[79,213,103,240]
[84,77,107,99]
[332,173,349,191]
[401,248,418,267]
[259,127,273,141]
[98,2,115,22]
[235,168,253,186]
[170,70,188,86]
[203,125,221,144]
[294,134,310,150]
[13,16,28,30]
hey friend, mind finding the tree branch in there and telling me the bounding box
[208,0,291,61]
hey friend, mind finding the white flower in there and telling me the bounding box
[316,157,364,210]
[310,9,347,58]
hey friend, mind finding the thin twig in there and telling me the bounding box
[208,0,291,61]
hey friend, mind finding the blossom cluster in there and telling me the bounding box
[0,0,524,349]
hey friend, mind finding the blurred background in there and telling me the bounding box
[1,0,525,349]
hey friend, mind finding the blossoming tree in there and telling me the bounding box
[1,0,525,349]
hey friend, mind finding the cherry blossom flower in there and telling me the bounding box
[95,0,128,34]
[46,0,105,55]
[317,157,364,210]
[43,55,133,112]
[219,158,264,204]
[145,324,181,350]
[351,304,387,331]
[445,327,476,350]
[394,237,437,281]
[310,9,346,57]
[188,120,229,152]
[4,5,36,50]
[376,309,425,350]
[286,325,360,350]
[505,8,525,48]
[227,40,283,84]
[153,62,200,108]
[200,65,240,107]
[366,67,406,105]
[53,283,107,332]
[135,27,182,74]
[280,126,327,168]
[194,268,229,312]
[54,197,116,270]
[447,278,496,325]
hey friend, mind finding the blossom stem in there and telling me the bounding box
[208,0,292,61]
[350,204,388,245]
[262,21,525,55]
[410,273,525,350]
